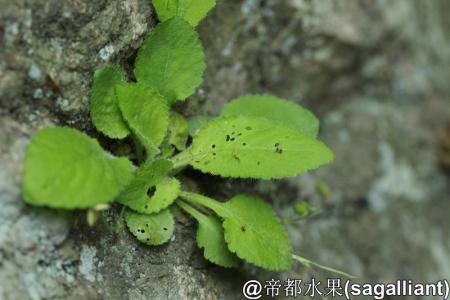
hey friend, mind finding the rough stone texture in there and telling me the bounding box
[1,0,449,299]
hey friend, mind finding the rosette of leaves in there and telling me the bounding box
[21,1,351,276]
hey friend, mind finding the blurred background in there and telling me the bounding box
[1,0,449,299]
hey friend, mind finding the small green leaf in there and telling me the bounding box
[152,0,216,26]
[116,83,169,153]
[22,127,134,209]
[134,17,205,104]
[188,115,210,137]
[118,159,179,214]
[168,112,189,150]
[90,65,130,138]
[179,116,333,179]
[176,200,239,268]
[221,95,319,137]
[124,208,174,245]
[179,192,292,270]
[293,201,320,218]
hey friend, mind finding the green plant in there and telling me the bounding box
[21,1,350,276]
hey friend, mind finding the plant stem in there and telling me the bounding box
[171,149,192,169]
[176,199,208,222]
[292,254,355,278]
[178,191,230,218]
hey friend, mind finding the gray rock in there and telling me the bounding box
[1,0,449,299]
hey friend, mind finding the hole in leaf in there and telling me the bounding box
[147,186,156,197]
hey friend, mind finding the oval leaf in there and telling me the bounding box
[183,116,333,179]
[125,209,174,246]
[134,17,205,104]
[152,0,216,26]
[222,195,292,270]
[116,83,169,152]
[22,127,133,209]
[221,95,319,138]
[118,159,179,214]
[177,201,238,268]
[90,65,130,138]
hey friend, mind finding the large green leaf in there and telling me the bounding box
[134,17,205,104]
[176,200,238,268]
[90,65,130,138]
[221,95,319,138]
[124,208,174,246]
[178,116,333,179]
[118,159,179,214]
[222,195,292,270]
[179,192,292,270]
[152,0,216,26]
[22,127,133,209]
[116,83,169,153]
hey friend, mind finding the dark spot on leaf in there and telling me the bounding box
[241,226,246,232]
[147,186,156,197]
[211,144,216,148]
[245,126,252,130]
[163,227,168,231]
[242,143,246,146]
[144,205,148,209]
[146,224,149,227]
[226,135,230,141]
[230,137,235,141]
[146,238,150,241]
[276,148,283,154]
[212,152,216,156]
[257,161,261,166]
[232,131,235,135]
[275,142,280,147]
[233,154,240,162]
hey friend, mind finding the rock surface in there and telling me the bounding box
[1,0,449,299]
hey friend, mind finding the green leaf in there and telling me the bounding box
[124,208,174,246]
[152,0,216,26]
[22,127,133,209]
[118,159,179,214]
[179,192,292,270]
[134,17,205,104]
[116,83,169,153]
[222,195,292,270]
[168,112,189,150]
[221,95,319,138]
[176,200,239,268]
[178,116,334,179]
[90,65,130,139]
[188,115,210,137]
